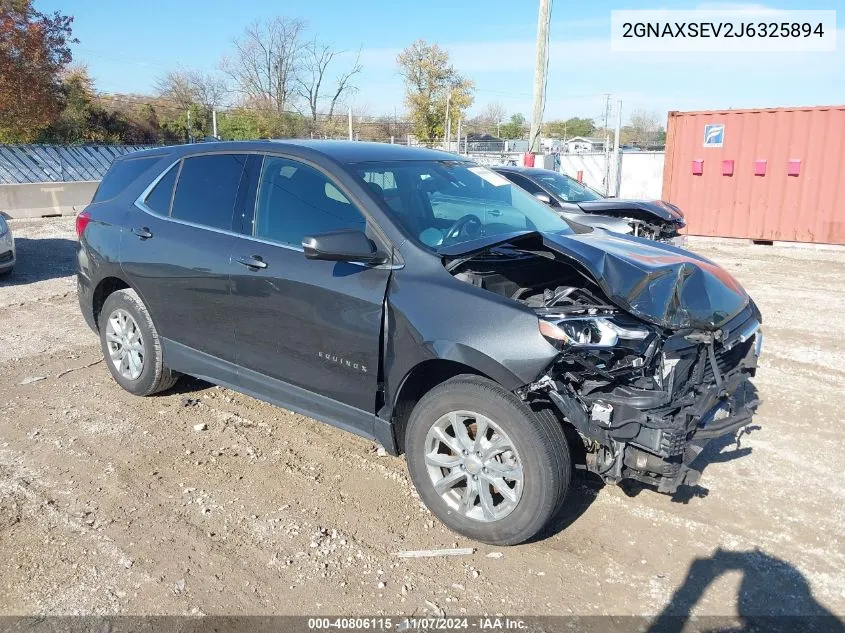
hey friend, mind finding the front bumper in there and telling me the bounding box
[547,307,761,493]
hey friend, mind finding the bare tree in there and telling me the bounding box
[153,71,194,110]
[296,40,362,123]
[481,102,506,134]
[220,16,307,113]
[155,69,228,111]
[624,109,664,147]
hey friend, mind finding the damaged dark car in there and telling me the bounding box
[493,165,687,245]
[77,141,761,546]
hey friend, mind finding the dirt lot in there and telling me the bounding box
[0,217,843,619]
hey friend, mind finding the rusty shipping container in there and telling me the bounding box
[662,105,845,244]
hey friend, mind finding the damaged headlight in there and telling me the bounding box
[539,315,650,348]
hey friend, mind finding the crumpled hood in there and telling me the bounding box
[542,231,748,330]
[442,230,749,331]
[576,199,685,224]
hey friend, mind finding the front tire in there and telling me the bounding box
[405,375,571,545]
[99,288,178,396]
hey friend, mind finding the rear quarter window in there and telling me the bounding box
[93,155,165,202]
[143,164,178,215]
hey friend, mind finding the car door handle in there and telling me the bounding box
[236,255,268,270]
[131,227,153,239]
[488,209,502,217]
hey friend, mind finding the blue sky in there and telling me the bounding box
[39,0,844,124]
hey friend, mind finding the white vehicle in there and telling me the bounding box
[0,215,15,277]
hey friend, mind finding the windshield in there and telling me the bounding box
[351,160,572,251]
[534,171,603,203]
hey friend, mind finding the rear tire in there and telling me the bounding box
[99,288,178,396]
[405,375,570,545]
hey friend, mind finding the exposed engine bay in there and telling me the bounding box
[624,216,680,242]
[451,250,761,493]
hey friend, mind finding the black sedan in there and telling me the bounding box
[493,166,686,245]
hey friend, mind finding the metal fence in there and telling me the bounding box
[0,145,152,184]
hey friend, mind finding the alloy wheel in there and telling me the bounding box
[423,410,524,522]
[105,308,145,380]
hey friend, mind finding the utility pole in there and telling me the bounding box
[529,0,552,154]
[602,94,611,195]
[186,108,192,143]
[613,98,623,196]
[456,117,462,154]
[348,106,353,141]
[602,93,611,147]
[444,90,452,149]
[212,109,218,139]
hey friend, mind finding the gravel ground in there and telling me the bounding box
[0,217,843,619]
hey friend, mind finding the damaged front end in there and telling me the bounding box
[521,290,761,493]
[446,231,762,494]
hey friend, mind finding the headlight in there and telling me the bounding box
[539,316,649,347]
[0,216,7,237]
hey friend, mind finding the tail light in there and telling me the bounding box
[75,209,91,239]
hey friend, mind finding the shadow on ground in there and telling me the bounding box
[647,548,844,633]
[0,237,78,286]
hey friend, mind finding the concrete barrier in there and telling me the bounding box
[0,181,98,218]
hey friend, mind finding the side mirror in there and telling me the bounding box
[302,230,388,265]
[534,192,552,205]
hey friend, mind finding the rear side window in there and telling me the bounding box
[254,156,366,247]
[170,154,247,231]
[143,164,178,215]
[93,155,162,202]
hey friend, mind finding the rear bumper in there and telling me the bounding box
[77,272,97,332]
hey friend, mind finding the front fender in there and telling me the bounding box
[425,339,526,391]
[382,271,560,418]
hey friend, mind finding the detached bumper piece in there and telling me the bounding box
[544,306,762,493]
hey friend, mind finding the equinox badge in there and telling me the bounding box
[318,351,367,373]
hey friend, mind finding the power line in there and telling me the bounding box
[93,93,413,124]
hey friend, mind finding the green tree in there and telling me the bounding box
[397,39,474,141]
[217,108,261,140]
[499,113,527,139]
[45,66,93,142]
[41,67,156,144]
[0,0,77,142]
[543,116,595,139]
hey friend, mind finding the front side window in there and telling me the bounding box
[170,154,247,230]
[352,161,572,251]
[254,156,366,247]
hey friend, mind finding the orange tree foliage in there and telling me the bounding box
[0,0,76,142]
